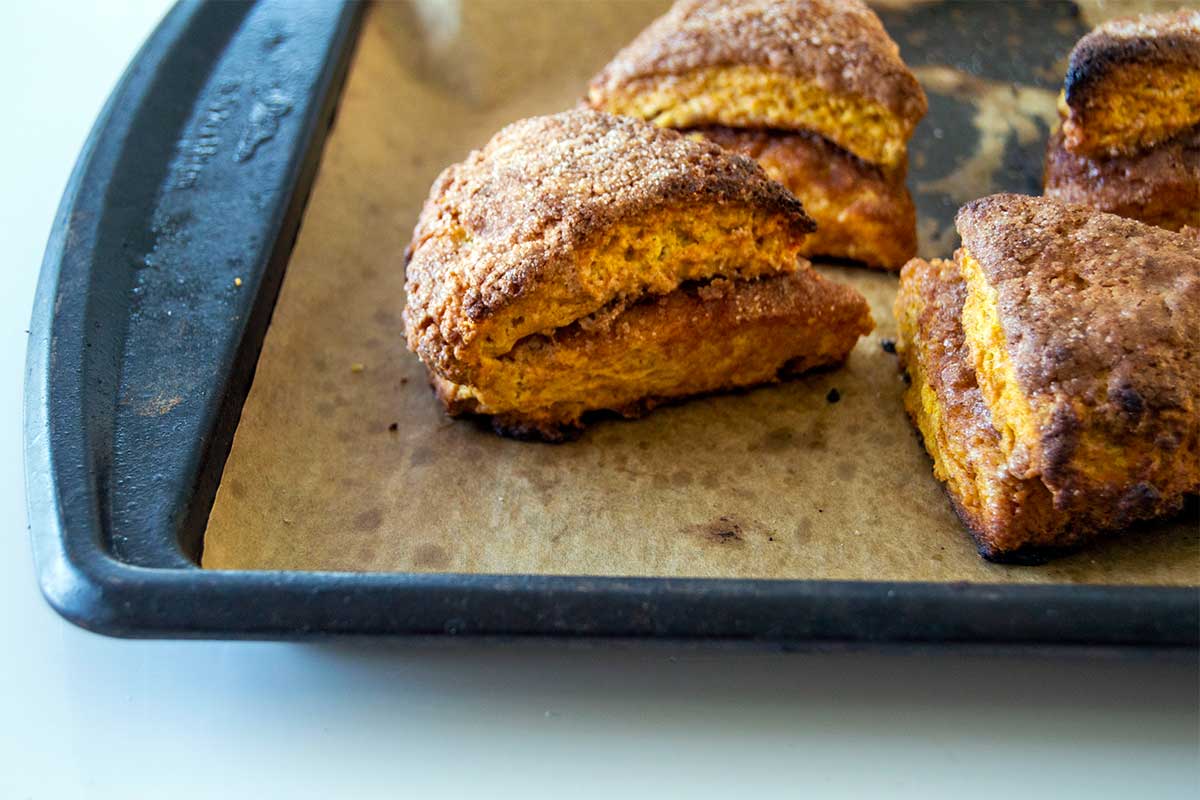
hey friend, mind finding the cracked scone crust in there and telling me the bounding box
[403,109,813,383]
[433,269,873,441]
[1060,9,1200,156]
[699,126,916,269]
[1043,126,1200,231]
[895,257,1071,560]
[956,194,1200,524]
[585,0,927,169]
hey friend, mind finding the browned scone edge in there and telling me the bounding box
[1043,126,1200,231]
[699,126,917,270]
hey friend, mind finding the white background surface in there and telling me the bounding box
[1,3,1197,798]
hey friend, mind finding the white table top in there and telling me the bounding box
[1,3,1196,798]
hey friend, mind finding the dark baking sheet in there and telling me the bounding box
[24,0,1199,644]
[203,0,1197,584]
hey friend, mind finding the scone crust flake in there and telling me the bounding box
[955,194,1200,520]
[403,109,813,382]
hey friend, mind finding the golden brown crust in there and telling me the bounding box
[894,257,1072,558]
[1061,9,1200,156]
[699,126,917,269]
[585,0,926,166]
[430,269,873,441]
[1043,125,1200,232]
[588,0,926,124]
[956,194,1200,522]
[403,109,813,382]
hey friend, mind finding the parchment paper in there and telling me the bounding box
[202,0,1199,585]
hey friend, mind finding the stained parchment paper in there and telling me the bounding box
[202,0,1199,585]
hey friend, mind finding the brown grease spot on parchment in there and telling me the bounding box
[372,308,398,327]
[755,426,796,452]
[412,543,451,570]
[516,464,560,497]
[685,516,748,547]
[793,517,812,545]
[802,416,829,450]
[409,445,436,468]
[354,508,384,532]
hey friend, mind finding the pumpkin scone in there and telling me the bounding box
[896,195,1200,560]
[700,127,917,269]
[585,0,924,270]
[403,110,873,441]
[894,257,1070,560]
[1058,9,1200,158]
[1043,126,1200,232]
[585,0,927,172]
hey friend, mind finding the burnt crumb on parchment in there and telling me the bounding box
[387,422,399,432]
[826,387,841,403]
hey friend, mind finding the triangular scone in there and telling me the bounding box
[403,109,873,440]
[1043,126,1200,232]
[586,0,927,171]
[405,109,815,384]
[897,198,1200,559]
[1059,9,1200,157]
[895,257,1069,560]
[956,195,1199,529]
[700,127,917,269]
